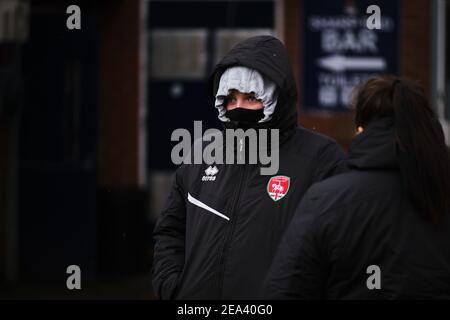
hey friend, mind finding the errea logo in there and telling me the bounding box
[202,166,218,181]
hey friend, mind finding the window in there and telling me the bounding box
[149,29,207,80]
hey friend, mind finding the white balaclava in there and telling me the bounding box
[214,66,278,123]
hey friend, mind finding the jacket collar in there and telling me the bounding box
[347,117,399,170]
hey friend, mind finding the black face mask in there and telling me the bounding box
[225,108,265,123]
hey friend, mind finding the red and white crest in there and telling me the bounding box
[267,175,290,202]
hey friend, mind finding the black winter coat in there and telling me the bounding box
[152,36,346,299]
[265,118,450,299]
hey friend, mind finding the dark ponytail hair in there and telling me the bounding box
[353,75,450,223]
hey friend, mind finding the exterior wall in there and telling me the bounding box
[96,0,150,277]
[400,0,431,95]
[97,0,142,188]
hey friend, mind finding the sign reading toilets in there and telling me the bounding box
[302,0,399,111]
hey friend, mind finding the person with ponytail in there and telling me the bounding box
[264,75,450,299]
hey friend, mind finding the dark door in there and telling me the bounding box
[18,3,98,283]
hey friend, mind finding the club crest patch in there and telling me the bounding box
[267,175,290,202]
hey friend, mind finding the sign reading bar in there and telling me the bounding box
[302,0,399,111]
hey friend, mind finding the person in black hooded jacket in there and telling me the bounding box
[265,75,450,299]
[152,35,346,300]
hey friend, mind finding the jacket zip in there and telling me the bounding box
[217,138,248,298]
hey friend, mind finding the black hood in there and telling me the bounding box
[347,117,399,170]
[206,36,298,138]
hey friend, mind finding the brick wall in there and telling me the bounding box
[97,0,141,187]
[400,0,431,96]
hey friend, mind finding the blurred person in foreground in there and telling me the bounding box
[265,75,450,299]
[152,35,346,299]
